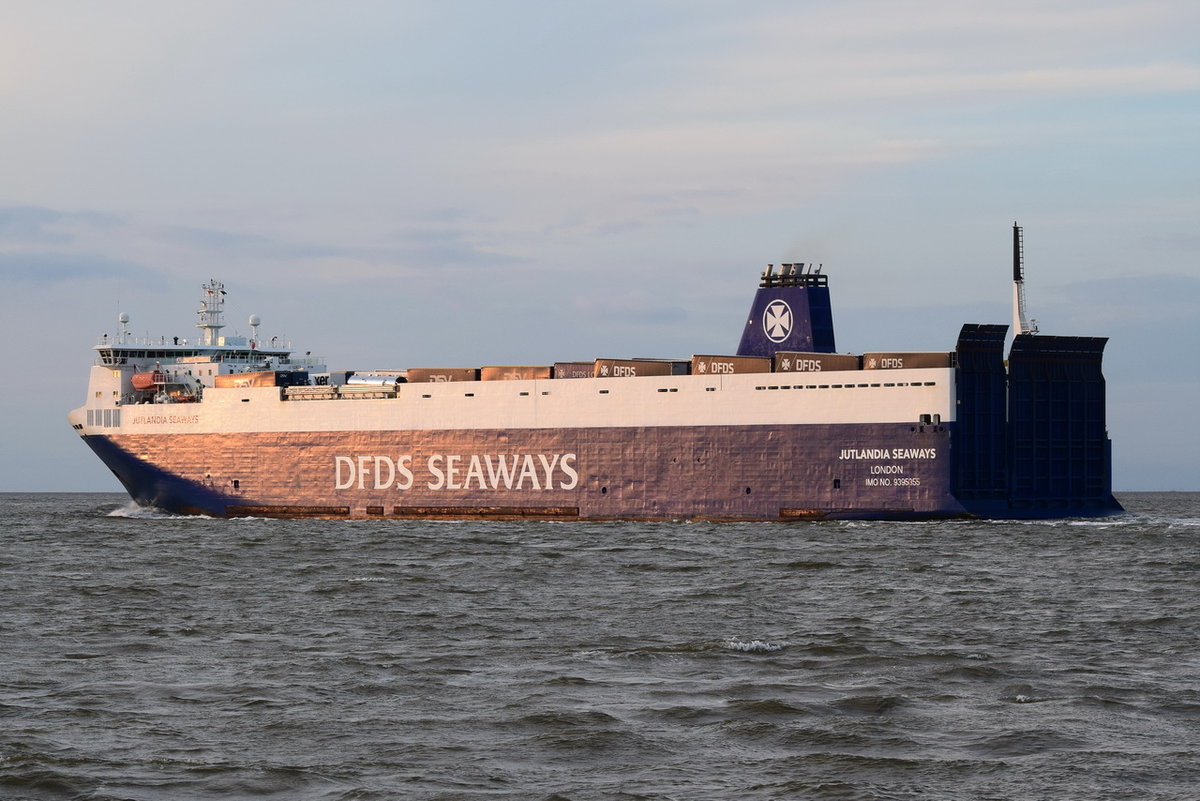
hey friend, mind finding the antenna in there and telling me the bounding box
[1012,222,1038,336]
[196,279,227,346]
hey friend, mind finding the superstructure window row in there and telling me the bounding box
[754,381,938,390]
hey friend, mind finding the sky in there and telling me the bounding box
[1,0,1197,492]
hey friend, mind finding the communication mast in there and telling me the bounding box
[1012,222,1038,336]
[196,279,227,346]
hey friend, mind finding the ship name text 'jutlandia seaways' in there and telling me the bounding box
[68,225,1121,520]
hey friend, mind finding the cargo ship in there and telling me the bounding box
[68,225,1121,520]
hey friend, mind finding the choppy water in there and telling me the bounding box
[2,492,1197,800]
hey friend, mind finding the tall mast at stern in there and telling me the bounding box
[1012,222,1038,338]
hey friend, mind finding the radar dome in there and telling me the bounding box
[249,314,261,327]
[118,312,130,324]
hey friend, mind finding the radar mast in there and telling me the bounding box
[197,279,227,347]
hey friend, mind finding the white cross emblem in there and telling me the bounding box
[762,299,793,343]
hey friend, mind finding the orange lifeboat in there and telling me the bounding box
[131,370,166,391]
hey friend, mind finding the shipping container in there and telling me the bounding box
[213,370,309,388]
[346,375,400,386]
[772,352,862,373]
[405,368,481,383]
[481,365,553,381]
[690,355,771,375]
[642,359,691,376]
[594,359,676,378]
[553,361,596,379]
[213,371,258,388]
[861,352,954,370]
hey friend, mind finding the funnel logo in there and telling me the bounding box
[762,299,793,343]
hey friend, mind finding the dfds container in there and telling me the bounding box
[862,352,954,370]
[481,365,553,381]
[405,368,481,383]
[593,359,676,378]
[772,352,862,373]
[690,355,771,375]
[553,362,596,379]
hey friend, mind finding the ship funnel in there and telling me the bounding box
[736,263,836,357]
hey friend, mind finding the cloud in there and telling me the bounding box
[2,201,530,294]
[0,205,121,244]
[455,3,1198,239]
[0,205,154,284]
[0,206,64,237]
[484,123,946,239]
[140,203,536,279]
[632,2,1200,121]
[0,251,158,284]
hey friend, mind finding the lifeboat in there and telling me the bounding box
[131,370,166,391]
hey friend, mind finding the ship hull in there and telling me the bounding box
[83,421,974,521]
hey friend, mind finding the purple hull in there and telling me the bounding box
[85,422,964,520]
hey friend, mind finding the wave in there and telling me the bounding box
[105,501,210,519]
[724,638,786,653]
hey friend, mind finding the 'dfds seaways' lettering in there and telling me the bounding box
[334,453,579,492]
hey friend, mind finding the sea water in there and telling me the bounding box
[2,492,1197,800]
